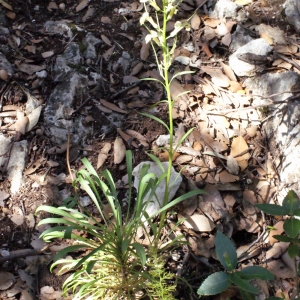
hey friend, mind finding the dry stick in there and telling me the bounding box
[66,128,74,182]
[0,249,40,265]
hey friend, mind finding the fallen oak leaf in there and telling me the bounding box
[114,137,126,164]
[117,128,138,148]
[99,98,127,114]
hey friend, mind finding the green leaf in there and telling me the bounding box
[131,242,146,266]
[215,231,237,271]
[229,273,258,294]
[239,266,274,280]
[256,204,286,216]
[197,272,230,296]
[282,190,300,215]
[140,112,170,132]
[273,235,294,242]
[284,218,300,238]
[53,245,88,262]
[174,127,195,152]
[287,243,299,258]
[240,289,256,300]
[86,260,97,273]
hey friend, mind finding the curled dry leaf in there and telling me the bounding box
[220,62,237,82]
[24,157,46,175]
[125,129,148,147]
[230,136,250,171]
[13,112,28,135]
[123,75,139,84]
[99,98,127,114]
[0,69,8,81]
[97,143,112,170]
[140,42,150,60]
[117,128,138,148]
[26,105,42,132]
[114,137,126,164]
[16,63,45,75]
[41,51,54,58]
[268,221,284,246]
[0,0,13,10]
[202,42,212,57]
[217,170,239,183]
[201,66,230,87]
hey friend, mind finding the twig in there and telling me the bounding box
[0,249,40,265]
[66,128,73,182]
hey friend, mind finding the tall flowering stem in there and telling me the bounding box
[140,0,192,249]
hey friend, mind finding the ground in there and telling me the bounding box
[0,0,299,299]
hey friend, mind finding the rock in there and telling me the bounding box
[83,33,102,60]
[243,71,300,204]
[44,72,89,144]
[229,38,272,76]
[283,0,300,32]
[132,161,182,220]
[209,0,247,21]
[43,20,83,38]
[229,25,255,52]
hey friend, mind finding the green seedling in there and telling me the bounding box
[257,190,300,298]
[197,231,274,299]
[36,151,202,299]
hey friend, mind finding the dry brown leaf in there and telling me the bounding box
[217,170,239,183]
[114,137,126,164]
[202,42,212,57]
[97,153,108,169]
[117,128,138,148]
[230,136,250,171]
[101,34,112,46]
[266,242,289,260]
[140,42,150,60]
[222,32,232,46]
[76,0,89,11]
[175,154,193,164]
[16,63,45,75]
[118,33,134,41]
[220,62,237,82]
[183,214,215,232]
[158,151,180,162]
[24,45,36,54]
[82,5,95,22]
[201,66,230,87]
[13,111,28,135]
[48,2,58,11]
[23,157,46,176]
[0,0,12,10]
[47,142,68,154]
[101,16,112,24]
[6,11,15,19]
[130,62,143,76]
[102,45,115,61]
[191,14,201,30]
[268,221,284,246]
[203,18,220,28]
[125,129,148,147]
[261,32,273,45]
[9,206,24,226]
[235,0,252,5]
[123,75,140,84]
[41,51,54,58]
[216,22,229,36]
[99,99,127,114]
[226,155,239,175]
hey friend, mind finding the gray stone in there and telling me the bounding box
[0,52,13,77]
[209,0,247,21]
[229,38,273,76]
[43,21,83,38]
[44,72,89,144]
[283,0,300,32]
[229,25,255,52]
[243,71,300,204]
[83,33,102,60]
[132,161,182,220]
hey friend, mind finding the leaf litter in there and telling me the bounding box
[0,0,297,298]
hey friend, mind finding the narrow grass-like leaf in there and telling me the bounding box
[174,127,194,152]
[284,218,300,238]
[256,204,285,216]
[131,242,146,266]
[239,266,274,280]
[146,153,166,173]
[53,245,88,262]
[170,71,194,84]
[197,272,230,295]
[216,231,237,271]
[229,273,258,294]
[141,112,170,132]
